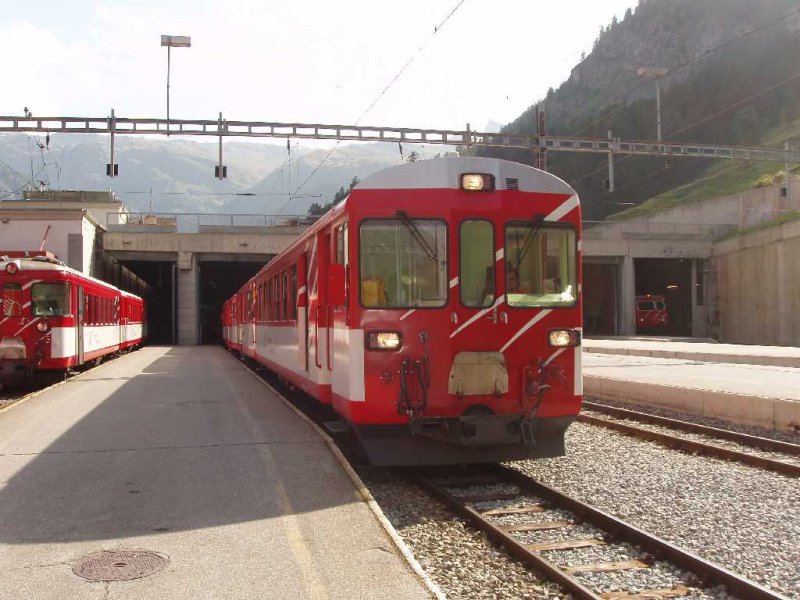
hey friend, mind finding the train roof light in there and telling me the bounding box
[5,261,19,275]
[460,173,495,192]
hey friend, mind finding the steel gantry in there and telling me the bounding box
[0,112,797,179]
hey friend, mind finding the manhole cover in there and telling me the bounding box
[73,550,169,582]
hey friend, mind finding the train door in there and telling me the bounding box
[322,230,334,373]
[447,219,511,396]
[76,286,85,365]
[299,252,309,372]
[330,222,348,374]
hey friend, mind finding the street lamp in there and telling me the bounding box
[637,67,668,142]
[161,35,191,128]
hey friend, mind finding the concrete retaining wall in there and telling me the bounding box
[712,219,800,346]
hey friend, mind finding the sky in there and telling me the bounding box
[0,0,638,141]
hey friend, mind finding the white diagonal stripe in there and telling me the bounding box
[14,317,41,337]
[544,347,566,366]
[400,309,416,321]
[500,309,552,352]
[545,194,579,222]
[449,295,505,338]
[449,277,459,288]
[495,248,504,261]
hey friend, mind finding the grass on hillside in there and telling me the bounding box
[721,210,800,240]
[610,118,800,221]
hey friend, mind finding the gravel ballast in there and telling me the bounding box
[358,422,799,599]
[513,423,800,599]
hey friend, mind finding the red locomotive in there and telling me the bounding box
[0,251,145,386]
[222,157,582,465]
[636,294,669,330]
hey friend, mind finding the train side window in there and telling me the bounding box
[459,220,494,308]
[335,223,348,265]
[267,279,273,321]
[282,270,289,320]
[274,275,282,321]
[291,264,298,320]
[2,283,22,317]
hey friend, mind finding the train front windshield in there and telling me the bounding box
[358,218,577,310]
[359,219,448,308]
[31,283,70,316]
[505,222,577,308]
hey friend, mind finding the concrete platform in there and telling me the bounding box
[0,346,434,600]
[584,337,800,368]
[583,352,800,433]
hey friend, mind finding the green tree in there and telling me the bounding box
[307,176,361,216]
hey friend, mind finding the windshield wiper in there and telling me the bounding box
[516,213,546,268]
[396,211,438,261]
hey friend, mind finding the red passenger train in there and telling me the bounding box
[636,294,669,330]
[0,251,145,386]
[222,157,582,465]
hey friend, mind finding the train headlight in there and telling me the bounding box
[5,262,19,275]
[548,328,581,347]
[37,320,50,333]
[460,173,495,192]
[366,331,402,351]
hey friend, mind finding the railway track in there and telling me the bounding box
[410,464,789,600]
[578,401,800,477]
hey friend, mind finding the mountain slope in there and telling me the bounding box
[0,133,438,215]
[480,0,800,221]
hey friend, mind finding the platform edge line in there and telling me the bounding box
[229,353,445,600]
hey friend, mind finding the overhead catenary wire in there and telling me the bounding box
[275,0,467,216]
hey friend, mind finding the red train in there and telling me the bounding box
[222,157,583,465]
[0,251,145,386]
[636,294,669,330]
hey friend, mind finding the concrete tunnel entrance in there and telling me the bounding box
[116,260,178,345]
[198,260,264,345]
[634,258,693,337]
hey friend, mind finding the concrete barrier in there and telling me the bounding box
[583,375,799,433]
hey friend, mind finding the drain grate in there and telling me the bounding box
[73,550,169,582]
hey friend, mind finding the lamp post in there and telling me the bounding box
[161,35,191,129]
[637,67,668,142]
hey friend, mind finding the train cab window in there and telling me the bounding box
[505,222,577,308]
[359,218,447,308]
[459,220,495,308]
[31,283,70,317]
[2,283,22,317]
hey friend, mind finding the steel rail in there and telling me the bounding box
[582,401,800,455]
[578,413,800,477]
[495,465,790,600]
[411,466,789,600]
[410,472,602,600]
